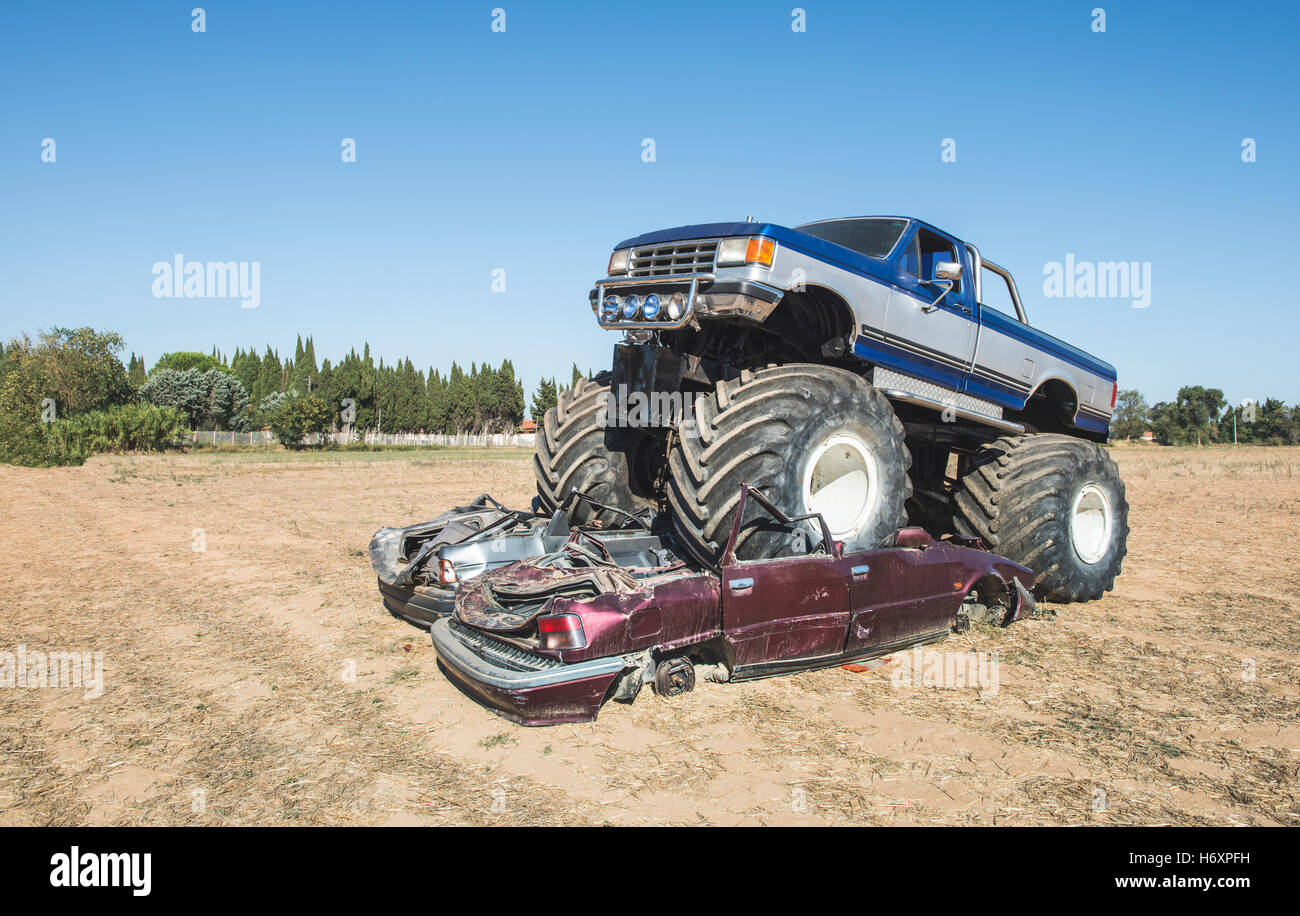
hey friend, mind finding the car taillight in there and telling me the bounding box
[537,613,587,650]
[438,558,458,585]
[1111,381,1118,409]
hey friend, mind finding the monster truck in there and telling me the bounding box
[534,216,1128,602]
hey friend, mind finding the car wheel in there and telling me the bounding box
[653,657,695,697]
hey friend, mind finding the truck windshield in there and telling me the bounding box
[795,218,909,259]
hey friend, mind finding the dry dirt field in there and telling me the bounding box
[1,445,1297,826]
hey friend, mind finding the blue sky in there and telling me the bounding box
[1,0,1297,406]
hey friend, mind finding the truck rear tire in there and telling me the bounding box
[533,373,655,527]
[666,364,911,565]
[952,434,1129,602]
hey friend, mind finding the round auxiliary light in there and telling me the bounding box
[623,294,641,320]
[666,293,685,320]
[601,295,622,322]
[642,293,661,320]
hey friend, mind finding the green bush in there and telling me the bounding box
[0,328,135,467]
[140,368,250,431]
[4,423,88,467]
[51,403,187,457]
[254,390,289,428]
[268,395,335,449]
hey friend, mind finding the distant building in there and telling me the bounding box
[1140,430,1156,442]
[519,418,537,434]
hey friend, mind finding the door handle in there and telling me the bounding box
[851,564,870,578]
[729,577,754,591]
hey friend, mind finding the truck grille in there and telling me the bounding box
[628,240,717,277]
[448,619,564,673]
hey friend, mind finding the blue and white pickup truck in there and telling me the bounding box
[536,216,1129,602]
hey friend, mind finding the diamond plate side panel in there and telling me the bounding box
[872,367,1004,420]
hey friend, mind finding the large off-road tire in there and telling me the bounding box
[533,373,654,527]
[666,364,911,565]
[952,434,1129,602]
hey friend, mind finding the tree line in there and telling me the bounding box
[1112,386,1300,445]
[127,337,589,434]
[0,327,592,466]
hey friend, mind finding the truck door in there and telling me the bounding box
[968,259,1034,407]
[721,556,852,669]
[884,226,977,390]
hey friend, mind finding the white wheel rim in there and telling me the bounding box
[802,433,878,540]
[1069,483,1113,565]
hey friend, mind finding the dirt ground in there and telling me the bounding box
[1,444,1297,826]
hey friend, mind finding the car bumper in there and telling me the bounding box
[377,579,454,628]
[370,525,455,628]
[431,618,629,726]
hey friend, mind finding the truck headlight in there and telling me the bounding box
[608,248,631,275]
[717,237,776,268]
[601,295,622,322]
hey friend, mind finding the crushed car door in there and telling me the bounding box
[843,544,958,654]
[721,555,852,669]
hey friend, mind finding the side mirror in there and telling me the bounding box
[895,527,935,550]
[920,261,963,311]
[932,261,962,282]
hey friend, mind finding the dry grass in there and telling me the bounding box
[1,445,1297,825]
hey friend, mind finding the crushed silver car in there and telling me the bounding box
[369,493,677,628]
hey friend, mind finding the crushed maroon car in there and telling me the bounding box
[431,484,1041,726]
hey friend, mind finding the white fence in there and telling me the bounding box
[191,430,536,448]
[191,430,276,447]
[362,431,536,447]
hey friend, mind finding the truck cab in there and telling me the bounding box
[593,215,1117,440]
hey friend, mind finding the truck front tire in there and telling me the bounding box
[666,364,911,565]
[952,434,1129,602]
[533,373,655,526]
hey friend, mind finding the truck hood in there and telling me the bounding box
[614,221,784,249]
[612,221,905,294]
